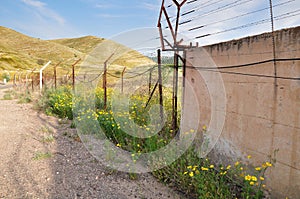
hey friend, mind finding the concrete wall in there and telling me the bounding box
[184,26,300,198]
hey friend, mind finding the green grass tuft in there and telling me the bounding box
[33,152,52,160]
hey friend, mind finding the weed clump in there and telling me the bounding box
[39,86,274,198]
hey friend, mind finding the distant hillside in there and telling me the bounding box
[51,36,105,54]
[0,26,84,71]
[51,36,155,69]
[0,26,155,75]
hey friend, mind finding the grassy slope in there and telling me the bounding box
[51,36,105,55]
[51,37,155,69]
[0,26,84,71]
[0,26,154,79]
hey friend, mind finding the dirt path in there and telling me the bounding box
[0,88,185,199]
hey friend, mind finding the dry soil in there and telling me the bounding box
[0,87,185,199]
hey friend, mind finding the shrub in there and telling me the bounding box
[39,85,274,198]
[2,72,11,82]
[42,86,74,119]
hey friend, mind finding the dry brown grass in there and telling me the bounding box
[0,26,154,78]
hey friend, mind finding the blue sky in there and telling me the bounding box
[0,0,161,39]
[0,0,299,46]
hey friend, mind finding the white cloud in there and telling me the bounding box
[95,3,113,9]
[16,0,83,39]
[97,14,123,18]
[21,0,45,8]
[21,0,65,25]
[142,2,159,11]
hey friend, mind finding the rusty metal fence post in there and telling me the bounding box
[103,53,115,110]
[103,61,107,110]
[157,49,164,122]
[72,65,75,90]
[172,52,179,131]
[121,67,126,93]
[54,66,57,89]
[72,59,81,91]
[31,71,34,92]
[149,68,152,95]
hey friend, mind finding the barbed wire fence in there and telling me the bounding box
[2,60,79,92]
[1,0,298,131]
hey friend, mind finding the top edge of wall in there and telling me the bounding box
[201,26,300,52]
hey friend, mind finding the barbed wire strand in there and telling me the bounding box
[184,0,295,32]
[193,10,300,39]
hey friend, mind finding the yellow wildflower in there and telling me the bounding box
[260,176,265,181]
[251,176,257,182]
[189,172,194,177]
[247,155,251,159]
[266,162,272,167]
[209,165,214,169]
[187,166,193,169]
[201,167,209,171]
[255,167,261,171]
[226,165,231,170]
[250,181,255,186]
[116,143,121,147]
[220,171,227,175]
[245,175,251,181]
[183,171,188,175]
[235,161,240,166]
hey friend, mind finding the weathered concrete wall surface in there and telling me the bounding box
[184,26,300,198]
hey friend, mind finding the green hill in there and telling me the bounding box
[0,26,83,71]
[0,26,155,77]
[51,36,155,69]
[51,36,105,54]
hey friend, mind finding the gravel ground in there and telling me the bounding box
[0,88,186,199]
